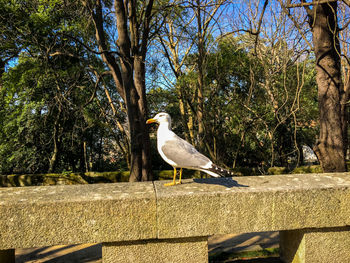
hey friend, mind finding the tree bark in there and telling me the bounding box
[126,0,154,182]
[133,55,153,181]
[306,2,347,172]
[48,107,61,173]
[196,0,206,152]
[114,0,144,181]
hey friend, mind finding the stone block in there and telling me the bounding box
[0,182,157,249]
[280,227,350,263]
[102,237,208,263]
[154,173,350,238]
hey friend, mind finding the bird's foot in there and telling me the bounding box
[164,181,175,186]
[164,180,182,186]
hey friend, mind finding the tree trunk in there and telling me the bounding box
[90,0,153,181]
[48,136,59,173]
[308,3,347,172]
[177,86,193,144]
[196,0,206,152]
[116,37,144,181]
[126,81,144,182]
[132,55,153,181]
[83,141,89,172]
[48,110,61,173]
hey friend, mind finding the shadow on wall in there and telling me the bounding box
[15,232,281,262]
[194,177,249,188]
[209,231,281,263]
[16,244,102,263]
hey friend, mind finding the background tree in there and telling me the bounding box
[81,0,159,181]
[154,0,229,158]
[154,3,197,144]
[0,0,124,174]
[279,0,350,172]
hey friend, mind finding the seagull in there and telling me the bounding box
[146,112,234,186]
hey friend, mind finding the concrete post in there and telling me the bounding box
[280,227,350,263]
[0,249,15,263]
[102,237,208,263]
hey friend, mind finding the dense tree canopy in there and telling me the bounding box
[1,0,349,176]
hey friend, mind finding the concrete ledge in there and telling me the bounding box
[0,172,350,262]
[0,182,156,249]
[155,173,350,238]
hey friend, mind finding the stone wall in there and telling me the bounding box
[1,173,350,262]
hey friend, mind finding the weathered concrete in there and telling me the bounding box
[1,172,350,262]
[102,237,208,263]
[280,227,350,263]
[155,173,350,239]
[0,182,157,249]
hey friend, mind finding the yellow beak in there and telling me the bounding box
[146,118,157,124]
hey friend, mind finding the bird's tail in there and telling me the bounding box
[201,164,235,178]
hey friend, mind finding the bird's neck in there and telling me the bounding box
[158,122,172,131]
[157,123,172,141]
[157,122,174,149]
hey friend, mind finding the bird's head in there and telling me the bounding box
[146,112,171,125]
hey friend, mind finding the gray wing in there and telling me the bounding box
[161,135,211,168]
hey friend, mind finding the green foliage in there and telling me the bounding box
[267,167,288,175]
[0,0,121,174]
[291,165,323,174]
[160,35,318,169]
[0,169,206,187]
[1,0,321,175]
[0,171,130,187]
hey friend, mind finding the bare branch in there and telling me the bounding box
[277,0,313,49]
[286,0,338,8]
[343,0,350,7]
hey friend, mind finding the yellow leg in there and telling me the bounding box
[164,168,177,186]
[176,168,183,185]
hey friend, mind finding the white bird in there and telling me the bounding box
[146,112,234,186]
